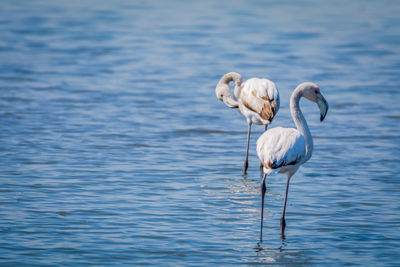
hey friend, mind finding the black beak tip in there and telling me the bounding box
[320,114,325,122]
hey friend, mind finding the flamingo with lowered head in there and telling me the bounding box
[215,72,280,175]
[256,82,328,242]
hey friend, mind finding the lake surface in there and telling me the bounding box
[1,0,400,265]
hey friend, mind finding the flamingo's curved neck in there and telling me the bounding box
[219,72,242,101]
[233,80,242,101]
[290,87,313,159]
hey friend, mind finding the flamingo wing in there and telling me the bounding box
[256,127,306,170]
[240,78,280,123]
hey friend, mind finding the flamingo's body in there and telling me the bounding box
[256,82,328,241]
[215,72,280,175]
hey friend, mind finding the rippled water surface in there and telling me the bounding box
[1,0,400,265]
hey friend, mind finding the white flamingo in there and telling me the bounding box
[256,82,328,241]
[215,72,280,175]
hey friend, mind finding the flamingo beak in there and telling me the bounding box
[223,96,239,108]
[316,93,328,122]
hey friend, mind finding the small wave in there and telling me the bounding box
[331,103,358,109]
[313,135,399,140]
[385,115,400,119]
[176,129,243,135]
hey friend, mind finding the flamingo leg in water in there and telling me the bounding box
[243,122,251,175]
[260,172,267,242]
[280,176,291,238]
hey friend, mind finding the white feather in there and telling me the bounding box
[239,78,279,125]
[257,127,306,174]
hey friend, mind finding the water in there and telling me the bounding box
[1,0,399,265]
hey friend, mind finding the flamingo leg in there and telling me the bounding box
[259,124,268,177]
[243,122,251,175]
[259,162,264,178]
[260,172,267,242]
[280,176,291,237]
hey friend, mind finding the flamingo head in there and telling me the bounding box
[215,72,241,108]
[301,82,329,122]
[215,83,237,108]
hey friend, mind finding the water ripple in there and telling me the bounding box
[0,0,399,266]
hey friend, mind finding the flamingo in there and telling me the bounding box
[256,82,328,241]
[215,72,280,175]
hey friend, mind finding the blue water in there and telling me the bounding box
[1,0,400,265]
